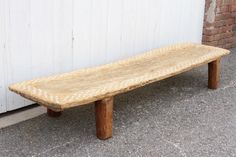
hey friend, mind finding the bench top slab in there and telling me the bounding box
[9,43,230,111]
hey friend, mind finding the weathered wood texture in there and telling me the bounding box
[208,59,221,89]
[95,97,113,140]
[47,108,62,117]
[9,43,230,111]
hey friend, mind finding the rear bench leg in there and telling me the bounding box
[95,97,113,140]
[47,108,62,117]
[208,59,221,89]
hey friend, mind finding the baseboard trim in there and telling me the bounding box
[0,105,46,129]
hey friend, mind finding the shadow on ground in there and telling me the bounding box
[0,51,236,157]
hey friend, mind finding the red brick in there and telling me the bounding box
[203,0,236,49]
[230,5,236,12]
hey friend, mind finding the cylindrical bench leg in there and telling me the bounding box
[47,108,62,117]
[95,97,113,140]
[208,59,221,89]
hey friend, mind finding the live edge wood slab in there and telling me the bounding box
[9,43,230,140]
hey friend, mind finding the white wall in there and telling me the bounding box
[0,0,205,113]
[0,0,7,113]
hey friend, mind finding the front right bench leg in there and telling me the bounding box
[208,58,221,89]
[95,97,113,140]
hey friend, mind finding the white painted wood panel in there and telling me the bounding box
[53,0,73,74]
[6,0,33,111]
[0,0,7,113]
[90,0,109,66]
[0,0,205,113]
[106,0,124,62]
[73,0,92,69]
[31,0,54,78]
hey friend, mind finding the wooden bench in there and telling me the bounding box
[9,43,230,140]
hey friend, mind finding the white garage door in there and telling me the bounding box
[0,0,205,113]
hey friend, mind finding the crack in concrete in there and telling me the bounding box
[161,138,187,157]
[221,80,236,90]
[182,79,236,104]
[85,147,91,157]
[32,137,82,157]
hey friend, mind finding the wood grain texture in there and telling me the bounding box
[208,59,221,89]
[95,97,113,140]
[9,43,230,111]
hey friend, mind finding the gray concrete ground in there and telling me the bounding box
[0,50,236,157]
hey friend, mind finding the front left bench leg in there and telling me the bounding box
[95,97,113,140]
[208,58,221,89]
[47,108,62,117]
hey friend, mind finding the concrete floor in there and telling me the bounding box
[0,50,236,157]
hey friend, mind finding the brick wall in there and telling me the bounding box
[203,0,236,49]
